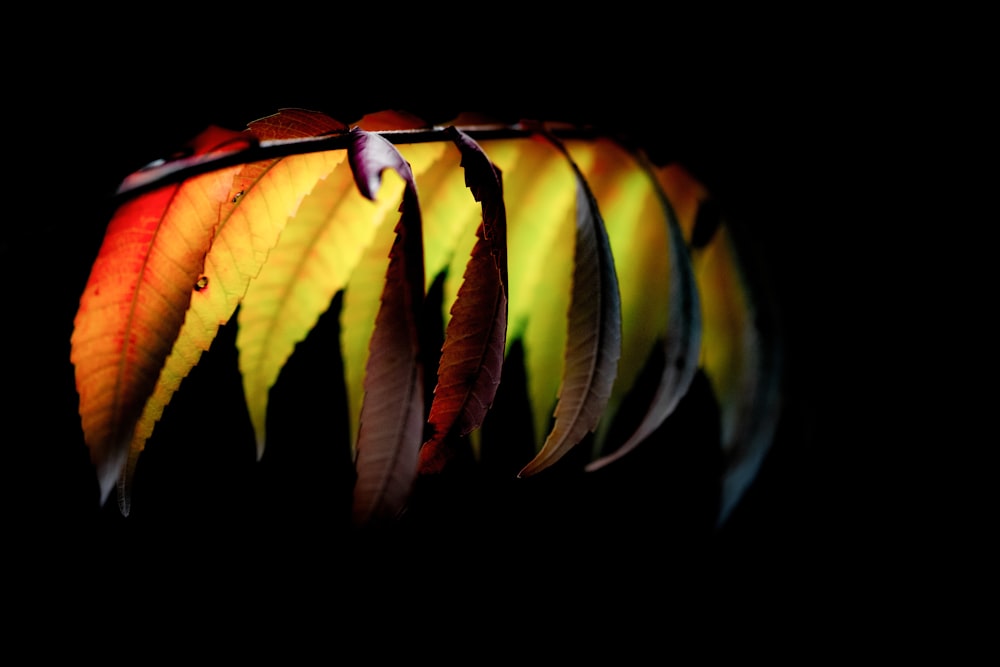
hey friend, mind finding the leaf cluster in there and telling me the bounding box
[70,108,782,529]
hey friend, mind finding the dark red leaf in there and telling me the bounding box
[418,126,508,476]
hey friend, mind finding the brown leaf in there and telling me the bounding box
[348,128,427,527]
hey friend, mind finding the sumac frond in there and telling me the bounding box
[71,108,783,528]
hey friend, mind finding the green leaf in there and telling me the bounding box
[518,136,622,477]
[479,136,574,449]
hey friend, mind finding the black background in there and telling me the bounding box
[4,24,896,631]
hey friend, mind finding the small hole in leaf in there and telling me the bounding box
[232,190,244,203]
[194,276,209,291]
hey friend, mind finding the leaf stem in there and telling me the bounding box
[114,123,609,202]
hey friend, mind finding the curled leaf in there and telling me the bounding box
[348,128,427,527]
[418,126,508,476]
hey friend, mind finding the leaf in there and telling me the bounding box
[417,126,508,476]
[245,107,348,140]
[340,199,407,456]
[408,144,484,296]
[71,125,252,505]
[118,109,347,513]
[236,155,357,459]
[353,109,433,130]
[336,119,486,489]
[348,128,427,527]
[236,134,446,459]
[478,136,574,448]
[74,111,783,525]
[578,144,703,471]
[655,164,784,526]
[518,136,622,478]
[561,139,670,456]
[340,144,450,455]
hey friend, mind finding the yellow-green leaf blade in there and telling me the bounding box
[480,136,575,448]
[238,140,447,460]
[519,139,622,477]
[238,153,375,458]
[339,142,450,454]
[401,144,482,295]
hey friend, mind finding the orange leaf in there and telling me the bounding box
[71,125,252,504]
[418,127,508,476]
[118,110,347,513]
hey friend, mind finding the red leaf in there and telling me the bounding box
[245,107,347,139]
[348,128,427,527]
[418,127,508,476]
[354,109,431,130]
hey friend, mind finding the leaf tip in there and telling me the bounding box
[95,448,127,508]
